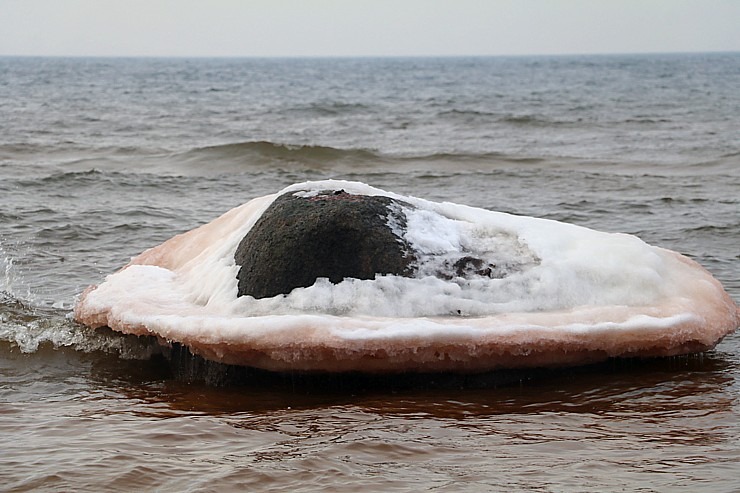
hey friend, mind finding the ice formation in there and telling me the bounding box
[74,180,739,372]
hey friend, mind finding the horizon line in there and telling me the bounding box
[1,49,739,60]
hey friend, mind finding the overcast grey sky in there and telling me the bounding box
[1,0,738,57]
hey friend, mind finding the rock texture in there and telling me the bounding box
[235,190,415,299]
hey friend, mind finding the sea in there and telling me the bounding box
[1,54,739,492]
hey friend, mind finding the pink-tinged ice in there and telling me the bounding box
[74,181,739,372]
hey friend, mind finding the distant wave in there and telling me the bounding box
[685,223,740,235]
[283,102,373,117]
[4,140,548,177]
[500,114,560,127]
[0,142,162,161]
[64,148,738,178]
[5,138,736,177]
[624,117,672,124]
[35,168,104,183]
[684,152,740,174]
[13,138,737,177]
[439,110,683,127]
[438,110,575,127]
[176,141,381,164]
[437,109,498,119]
[719,150,740,159]
[172,140,549,171]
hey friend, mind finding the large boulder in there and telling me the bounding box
[235,190,416,299]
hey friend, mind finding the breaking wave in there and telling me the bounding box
[0,291,160,359]
[0,250,158,359]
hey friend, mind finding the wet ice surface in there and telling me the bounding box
[74,181,738,372]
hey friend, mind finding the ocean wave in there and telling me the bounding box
[34,168,105,183]
[438,108,499,119]
[684,224,740,235]
[0,143,159,161]
[683,153,740,175]
[440,110,680,127]
[176,140,381,164]
[719,150,740,159]
[624,117,673,124]
[438,110,578,128]
[283,101,373,117]
[174,140,551,169]
[0,291,160,359]
[14,138,734,177]
[500,114,557,126]
[0,290,81,352]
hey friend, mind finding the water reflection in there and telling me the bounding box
[4,329,740,492]
[84,339,737,418]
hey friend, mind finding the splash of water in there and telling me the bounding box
[0,240,36,304]
[1,243,159,359]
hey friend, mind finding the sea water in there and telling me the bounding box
[1,54,739,491]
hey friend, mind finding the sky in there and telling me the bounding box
[1,0,739,58]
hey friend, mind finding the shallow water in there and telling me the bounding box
[1,55,739,491]
[3,343,739,492]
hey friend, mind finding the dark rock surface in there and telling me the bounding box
[235,190,416,299]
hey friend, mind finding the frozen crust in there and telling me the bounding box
[73,181,739,373]
[74,250,738,373]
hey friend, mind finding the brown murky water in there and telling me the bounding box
[2,335,739,492]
